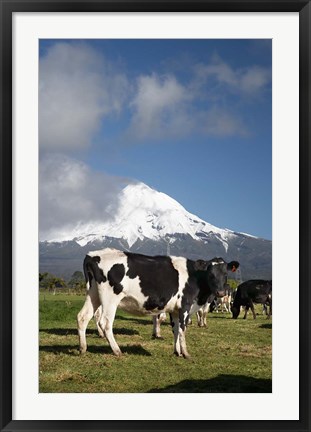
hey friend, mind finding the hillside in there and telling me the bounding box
[40,182,272,281]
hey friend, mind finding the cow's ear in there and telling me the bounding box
[228,261,239,272]
[194,259,208,271]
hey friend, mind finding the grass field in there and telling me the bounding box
[39,292,272,393]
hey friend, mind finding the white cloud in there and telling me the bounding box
[39,42,129,152]
[129,74,193,140]
[39,154,132,240]
[39,44,270,148]
[194,57,271,96]
[239,65,271,94]
[128,70,251,141]
[199,107,249,137]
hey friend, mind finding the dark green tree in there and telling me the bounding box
[68,271,85,293]
[39,272,66,294]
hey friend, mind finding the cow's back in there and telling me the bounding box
[87,249,184,314]
[235,279,272,305]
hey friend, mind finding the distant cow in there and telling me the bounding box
[210,285,233,313]
[196,283,235,326]
[77,248,239,358]
[231,280,272,319]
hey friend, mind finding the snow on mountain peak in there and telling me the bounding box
[47,181,242,249]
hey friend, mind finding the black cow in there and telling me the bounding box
[231,279,272,319]
[77,248,239,358]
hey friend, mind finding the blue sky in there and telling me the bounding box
[39,39,272,240]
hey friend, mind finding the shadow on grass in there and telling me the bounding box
[259,323,272,329]
[115,315,151,325]
[148,374,272,393]
[40,344,151,356]
[40,327,139,336]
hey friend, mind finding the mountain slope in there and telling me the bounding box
[40,182,272,281]
[48,182,249,251]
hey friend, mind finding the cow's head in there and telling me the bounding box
[194,258,239,297]
[231,304,240,319]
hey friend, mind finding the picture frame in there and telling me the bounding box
[1,1,310,431]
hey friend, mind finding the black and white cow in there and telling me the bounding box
[77,248,239,358]
[231,279,272,319]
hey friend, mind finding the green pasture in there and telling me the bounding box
[39,292,272,393]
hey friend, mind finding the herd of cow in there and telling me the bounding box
[77,248,272,359]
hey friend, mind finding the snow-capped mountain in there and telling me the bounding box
[47,182,250,250]
[40,182,272,280]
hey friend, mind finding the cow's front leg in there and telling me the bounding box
[152,313,166,339]
[196,309,203,327]
[170,313,181,356]
[178,309,190,359]
[197,303,210,327]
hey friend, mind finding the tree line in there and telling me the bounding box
[39,271,85,294]
[39,271,239,295]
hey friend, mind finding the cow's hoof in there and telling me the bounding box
[152,335,164,340]
[182,353,191,360]
[79,348,87,355]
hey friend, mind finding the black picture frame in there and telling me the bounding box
[1,1,310,431]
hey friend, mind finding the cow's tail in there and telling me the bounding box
[83,255,98,290]
[83,255,96,291]
[83,255,106,291]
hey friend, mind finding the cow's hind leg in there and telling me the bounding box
[94,306,104,337]
[77,289,100,353]
[249,301,256,319]
[170,311,191,359]
[267,297,272,319]
[98,300,122,357]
